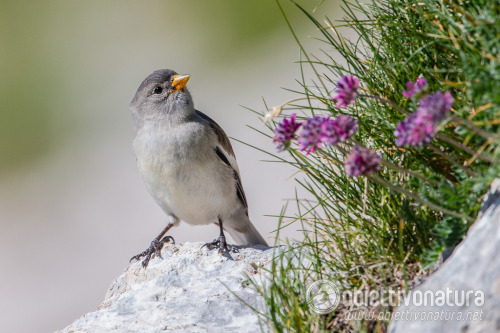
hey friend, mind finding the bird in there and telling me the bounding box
[129,69,268,268]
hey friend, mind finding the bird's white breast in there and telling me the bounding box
[133,121,237,225]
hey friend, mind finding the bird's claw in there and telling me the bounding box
[159,235,175,245]
[201,235,238,254]
[130,236,175,268]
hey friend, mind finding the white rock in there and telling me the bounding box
[389,179,500,332]
[57,242,273,333]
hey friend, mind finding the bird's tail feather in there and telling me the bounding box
[225,215,268,246]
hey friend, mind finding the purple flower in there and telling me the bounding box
[395,91,454,146]
[403,77,428,98]
[298,115,327,154]
[417,91,454,123]
[321,115,358,145]
[344,146,381,177]
[394,112,435,146]
[332,75,360,108]
[273,113,302,151]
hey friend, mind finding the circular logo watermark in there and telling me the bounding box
[306,280,340,314]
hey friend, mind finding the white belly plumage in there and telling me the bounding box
[133,122,237,225]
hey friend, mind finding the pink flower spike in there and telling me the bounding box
[331,75,360,108]
[403,77,428,98]
[298,115,328,154]
[273,113,302,152]
[417,91,454,123]
[344,146,381,177]
[394,112,435,146]
[321,115,358,146]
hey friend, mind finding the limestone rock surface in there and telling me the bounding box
[58,242,273,333]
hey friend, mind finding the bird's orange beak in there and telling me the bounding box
[172,74,190,90]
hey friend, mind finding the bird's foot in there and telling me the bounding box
[201,235,238,254]
[130,236,175,268]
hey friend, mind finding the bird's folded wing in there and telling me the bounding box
[196,110,248,212]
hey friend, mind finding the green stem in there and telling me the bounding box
[358,94,408,114]
[346,141,440,186]
[435,133,493,163]
[450,115,497,141]
[426,144,478,177]
[316,146,473,220]
[379,159,440,186]
[369,174,474,222]
[359,94,495,162]
[316,148,343,164]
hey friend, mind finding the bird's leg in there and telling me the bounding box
[201,218,238,254]
[130,222,175,268]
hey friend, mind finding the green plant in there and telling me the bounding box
[247,0,499,331]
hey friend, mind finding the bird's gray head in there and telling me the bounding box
[130,69,194,128]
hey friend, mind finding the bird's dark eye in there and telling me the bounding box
[153,86,163,94]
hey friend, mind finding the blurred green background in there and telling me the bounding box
[0,1,339,332]
[0,0,309,175]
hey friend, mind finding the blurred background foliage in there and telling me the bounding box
[0,0,318,176]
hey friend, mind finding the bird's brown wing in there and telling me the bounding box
[196,110,249,212]
[196,110,235,158]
